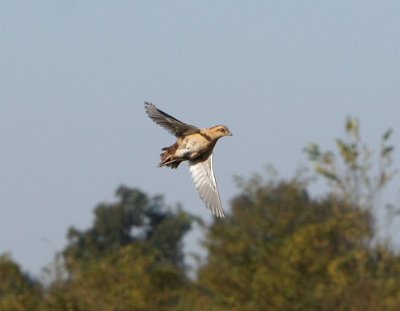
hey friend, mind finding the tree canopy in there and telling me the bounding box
[1,118,400,310]
[190,178,400,310]
[0,254,42,311]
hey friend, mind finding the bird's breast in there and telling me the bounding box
[174,134,214,159]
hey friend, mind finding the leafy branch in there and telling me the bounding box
[304,117,397,209]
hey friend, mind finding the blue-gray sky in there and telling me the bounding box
[1,1,399,276]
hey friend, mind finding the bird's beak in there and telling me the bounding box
[227,131,232,136]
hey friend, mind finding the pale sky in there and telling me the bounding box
[1,1,399,276]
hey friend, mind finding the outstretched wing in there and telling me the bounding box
[189,153,224,217]
[145,102,199,137]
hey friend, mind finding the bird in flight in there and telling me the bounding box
[144,102,232,217]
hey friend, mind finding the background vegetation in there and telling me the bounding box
[2,118,400,311]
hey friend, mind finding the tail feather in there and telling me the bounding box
[159,143,182,169]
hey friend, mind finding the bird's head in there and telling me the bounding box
[211,125,233,138]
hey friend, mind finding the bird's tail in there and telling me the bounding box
[159,143,182,169]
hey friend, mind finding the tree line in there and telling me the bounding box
[2,118,400,311]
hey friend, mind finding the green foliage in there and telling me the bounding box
[189,177,400,311]
[42,245,189,311]
[41,186,195,310]
[0,254,42,311]
[304,117,396,208]
[63,186,193,270]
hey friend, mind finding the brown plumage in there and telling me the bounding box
[145,102,232,217]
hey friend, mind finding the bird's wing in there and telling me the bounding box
[145,102,199,137]
[189,153,224,217]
